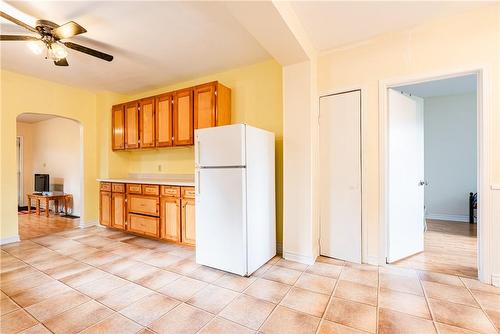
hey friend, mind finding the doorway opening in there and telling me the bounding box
[16,113,83,239]
[385,74,479,278]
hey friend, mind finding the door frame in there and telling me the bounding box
[378,66,492,283]
[16,136,24,207]
[318,87,368,264]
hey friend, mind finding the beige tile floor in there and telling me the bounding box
[1,226,499,334]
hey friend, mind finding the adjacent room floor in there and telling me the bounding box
[2,226,498,334]
[393,220,478,278]
[18,213,80,240]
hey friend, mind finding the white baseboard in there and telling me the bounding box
[79,220,98,228]
[426,213,470,223]
[492,274,500,287]
[0,235,20,245]
[276,242,283,255]
[283,250,316,265]
[364,255,379,266]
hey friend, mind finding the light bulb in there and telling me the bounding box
[49,43,68,60]
[27,41,43,55]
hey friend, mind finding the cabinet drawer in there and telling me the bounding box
[128,214,159,237]
[100,182,111,192]
[161,186,180,197]
[128,195,159,216]
[143,184,160,196]
[127,184,142,194]
[182,187,195,199]
[112,183,125,193]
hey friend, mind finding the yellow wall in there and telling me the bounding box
[317,4,499,269]
[1,60,283,242]
[98,59,284,242]
[1,70,98,237]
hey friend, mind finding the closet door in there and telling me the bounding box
[319,90,362,263]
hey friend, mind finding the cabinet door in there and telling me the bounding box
[194,83,216,129]
[173,88,194,146]
[99,191,111,226]
[140,98,155,148]
[112,105,125,150]
[181,198,196,245]
[111,192,126,230]
[160,197,180,242]
[156,94,173,147]
[124,101,139,149]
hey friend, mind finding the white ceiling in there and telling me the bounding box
[0,1,270,93]
[17,113,56,123]
[0,1,494,94]
[395,74,477,98]
[290,1,494,51]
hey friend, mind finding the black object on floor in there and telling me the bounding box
[60,214,80,219]
[18,206,28,212]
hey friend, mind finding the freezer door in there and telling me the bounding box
[195,124,246,167]
[195,167,247,275]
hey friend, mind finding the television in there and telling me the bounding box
[34,174,49,193]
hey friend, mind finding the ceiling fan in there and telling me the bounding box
[0,11,113,66]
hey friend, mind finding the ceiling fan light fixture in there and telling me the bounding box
[49,42,67,61]
[27,40,43,55]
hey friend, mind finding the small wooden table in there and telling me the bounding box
[26,193,72,217]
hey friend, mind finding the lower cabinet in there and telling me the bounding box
[99,182,194,245]
[160,196,181,242]
[181,198,196,246]
[128,213,159,238]
[99,191,111,226]
[111,192,126,230]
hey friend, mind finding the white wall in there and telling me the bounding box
[16,118,82,215]
[424,93,477,222]
[316,4,499,281]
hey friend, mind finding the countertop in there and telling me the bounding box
[97,178,195,187]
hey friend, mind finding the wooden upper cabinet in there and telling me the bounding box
[124,101,139,149]
[112,105,125,150]
[173,88,194,146]
[155,94,173,147]
[194,82,231,130]
[139,97,155,148]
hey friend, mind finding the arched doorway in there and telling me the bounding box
[16,113,84,239]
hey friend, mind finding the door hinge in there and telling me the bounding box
[214,90,217,96]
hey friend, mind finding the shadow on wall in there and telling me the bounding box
[16,113,83,216]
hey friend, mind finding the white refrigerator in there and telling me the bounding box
[195,124,276,276]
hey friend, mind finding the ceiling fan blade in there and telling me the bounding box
[52,21,87,40]
[54,58,69,66]
[1,35,39,41]
[0,11,38,33]
[63,41,113,62]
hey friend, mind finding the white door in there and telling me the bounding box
[319,90,362,263]
[195,167,247,275]
[195,124,246,167]
[387,89,425,263]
